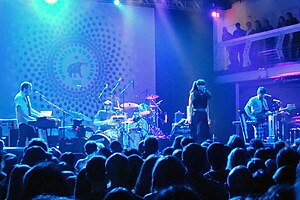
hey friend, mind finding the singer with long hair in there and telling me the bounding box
[14,81,42,146]
[187,79,211,143]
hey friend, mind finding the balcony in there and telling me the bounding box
[215,23,300,83]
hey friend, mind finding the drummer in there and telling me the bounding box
[93,100,116,133]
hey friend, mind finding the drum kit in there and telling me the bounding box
[61,94,163,149]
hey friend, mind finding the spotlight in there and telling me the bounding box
[113,0,120,6]
[44,0,58,4]
[211,11,220,18]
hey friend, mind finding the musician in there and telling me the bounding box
[187,79,211,143]
[14,82,42,146]
[244,86,272,140]
[93,100,116,133]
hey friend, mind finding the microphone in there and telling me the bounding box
[117,78,122,82]
[264,93,272,97]
[34,90,45,98]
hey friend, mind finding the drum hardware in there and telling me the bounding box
[120,102,139,109]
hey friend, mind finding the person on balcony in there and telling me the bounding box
[233,23,246,68]
[285,12,300,60]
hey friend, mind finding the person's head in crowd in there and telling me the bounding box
[85,156,107,196]
[99,147,112,159]
[106,153,130,189]
[249,138,264,150]
[21,146,52,167]
[276,147,299,170]
[134,155,159,197]
[155,185,200,200]
[273,166,296,185]
[260,184,295,200]
[265,159,277,177]
[278,16,286,27]
[172,135,184,150]
[294,138,300,149]
[206,142,230,171]
[84,140,98,155]
[103,187,136,200]
[138,140,144,155]
[59,152,76,172]
[143,136,158,157]
[180,137,194,148]
[3,153,18,176]
[162,147,174,156]
[235,22,241,29]
[227,147,248,170]
[124,148,140,157]
[49,147,61,159]
[247,158,266,174]
[253,148,271,162]
[286,12,295,22]
[23,162,70,200]
[273,140,286,153]
[254,20,263,32]
[0,139,5,153]
[27,138,48,152]
[75,168,91,199]
[110,141,123,154]
[252,169,274,195]
[262,19,273,30]
[151,156,186,192]
[227,165,254,198]
[227,134,245,149]
[31,194,73,200]
[6,164,30,200]
[172,149,182,161]
[246,146,256,158]
[182,143,209,175]
[127,154,143,190]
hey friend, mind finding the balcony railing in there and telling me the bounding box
[215,23,300,72]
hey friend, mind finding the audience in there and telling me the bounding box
[0,127,299,200]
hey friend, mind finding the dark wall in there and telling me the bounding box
[155,9,235,142]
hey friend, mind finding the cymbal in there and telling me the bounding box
[68,110,92,121]
[146,95,159,100]
[120,102,139,109]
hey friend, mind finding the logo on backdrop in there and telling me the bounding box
[50,40,99,88]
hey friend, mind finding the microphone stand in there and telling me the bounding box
[110,81,122,95]
[36,95,70,139]
[119,81,134,146]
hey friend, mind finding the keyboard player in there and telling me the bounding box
[14,82,43,147]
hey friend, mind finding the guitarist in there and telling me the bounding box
[244,86,272,140]
[14,82,42,146]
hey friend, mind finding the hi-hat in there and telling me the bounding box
[120,102,139,109]
[146,95,159,100]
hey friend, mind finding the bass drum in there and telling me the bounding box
[103,128,120,141]
[89,133,111,148]
[124,118,148,149]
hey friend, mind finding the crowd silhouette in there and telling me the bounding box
[0,133,299,200]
